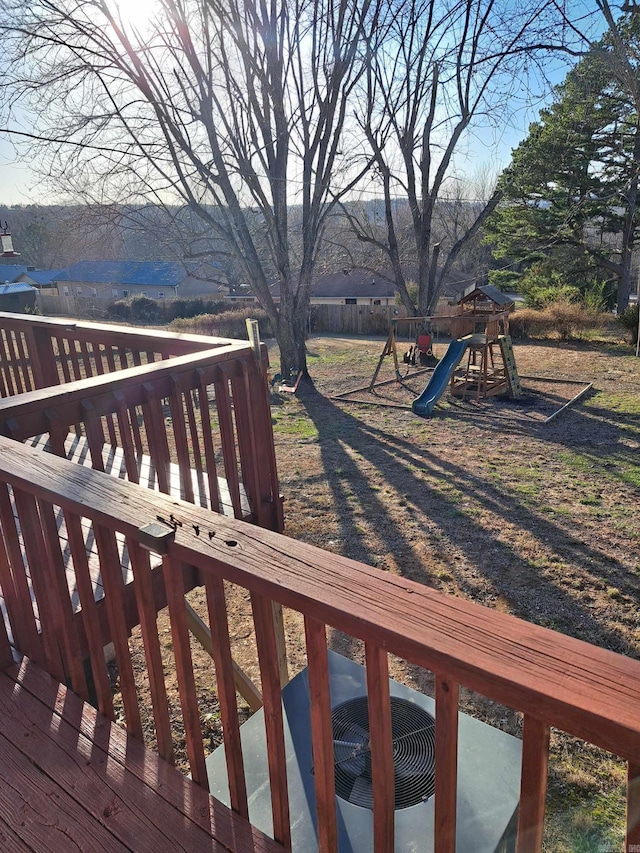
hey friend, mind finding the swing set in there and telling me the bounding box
[367,317,437,391]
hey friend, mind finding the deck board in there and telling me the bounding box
[0,659,283,853]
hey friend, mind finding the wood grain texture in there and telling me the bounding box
[304,617,338,853]
[435,675,459,853]
[2,437,638,763]
[251,592,291,849]
[627,763,640,850]
[202,576,249,818]
[365,643,395,852]
[7,658,284,852]
[516,715,550,853]
[162,555,209,789]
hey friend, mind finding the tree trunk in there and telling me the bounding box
[618,121,640,314]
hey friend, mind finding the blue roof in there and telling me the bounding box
[0,265,28,283]
[26,268,66,285]
[0,283,36,295]
[57,261,185,287]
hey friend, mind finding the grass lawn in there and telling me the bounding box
[268,334,640,852]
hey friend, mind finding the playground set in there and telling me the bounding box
[333,284,591,421]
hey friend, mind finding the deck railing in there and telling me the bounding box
[0,313,282,532]
[0,436,639,853]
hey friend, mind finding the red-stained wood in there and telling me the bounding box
[7,658,284,853]
[0,484,40,657]
[6,332,24,395]
[251,592,291,849]
[14,332,33,393]
[434,675,459,853]
[114,392,141,483]
[304,617,338,853]
[184,388,206,507]
[627,763,640,850]
[0,331,16,397]
[64,510,115,719]
[214,365,243,518]
[142,384,171,493]
[197,368,221,513]
[11,489,66,682]
[0,596,12,670]
[127,538,174,764]
[204,574,249,818]
[55,335,73,385]
[162,555,209,788]
[365,643,395,853]
[67,338,83,381]
[92,522,143,740]
[37,499,89,700]
[168,378,195,504]
[27,326,58,389]
[516,715,550,853]
[232,365,263,524]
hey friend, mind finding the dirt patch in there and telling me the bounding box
[119,335,640,852]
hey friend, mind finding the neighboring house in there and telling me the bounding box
[15,268,66,289]
[227,267,470,307]
[53,260,228,301]
[0,282,37,313]
[0,264,28,283]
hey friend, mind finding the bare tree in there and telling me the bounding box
[344,0,563,317]
[1,0,375,375]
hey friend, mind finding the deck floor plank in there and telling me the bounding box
[5,659,283,853]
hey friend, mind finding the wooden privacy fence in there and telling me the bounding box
[0,437,638,853]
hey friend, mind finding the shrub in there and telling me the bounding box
[618,303,639,344]
[170,307,273,339]
[168,297,228,320]
[108,299,132,321]
[129,295,164,323]
[510,301,609,341]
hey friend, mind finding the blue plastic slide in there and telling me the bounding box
[412,338,469,417]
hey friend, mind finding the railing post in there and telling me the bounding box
[516,715,550,853]
[627,763,640,850]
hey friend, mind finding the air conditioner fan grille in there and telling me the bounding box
[331,696,436,810]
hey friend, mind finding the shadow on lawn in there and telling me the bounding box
[295,382,640,667]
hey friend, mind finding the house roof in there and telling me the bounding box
[23,269,66,286]
[0,283,36,295]
[312,269,397,299]
[0,265,28,283]
[455,283,515,307]
[56,261,185,287]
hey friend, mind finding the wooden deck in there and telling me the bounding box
[0,657,282,852]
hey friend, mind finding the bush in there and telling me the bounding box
[129,295,164,323]
[170,307,273,339]
[510,301,609,341]
[618,303,639,344]
[168,297,228,320]
[108,299,132,321]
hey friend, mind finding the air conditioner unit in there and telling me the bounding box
[206,651,521,852]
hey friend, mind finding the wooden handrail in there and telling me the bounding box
[1,437,640,850]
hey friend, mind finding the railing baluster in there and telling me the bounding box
[435,674,459,853]
[627,763,640,849]
[0,330,16,396]
[215,365,243,519]
[516,715,550,853]
[304,617,338,853]
[127,538,174,763]
[0,483,40,657]
[114,392,140,483]
[204,574,248,817]
[55,335,73,384]
[15,332,33,392]
[184,387,206,507]
[64,511,115,719]
[12,489,65,682]
[197,368,220,513]
[233,364,263,523]
[162,555,209,788]
[251,591,291,849]
[168,377,194,504]
[93,522,143,740]
[365,643,395,853]
[85,341,118,447]
[38,499,89,700]
[6,331,25,394]
[142,384,170,493]
[67,338,83,381]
